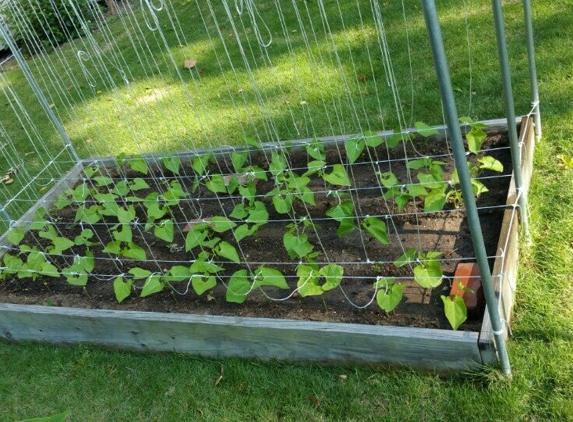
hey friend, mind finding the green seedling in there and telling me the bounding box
[136,268,163,298]
[460,116,488,153]
[7,225,26,245]
[344,131,385,163]
[185,216,241,266]
[373,248,451,325]
[153,219,175,243]
[226,266,289,304]
[361,216,389,245]
[38,224,75,255]
[305,138,326,161]
[15,246,60,281]
[449,156,504,208]
[379,152,502,212]
[144,180,187,230]
[111,177,149,198]
[113,275,133,303]
[162,155,181,175]
[325,197,389,244]
[62,252,95,286]
[414,121,440,138]
[326,197,355,236]
[323,164,352,187]
[379,170,428,211]
[53,181,91,210]
[128,156,149,175]
[102,205,147,260]
[373,276,404,313]
[230,200,269,241]
[283,219,318,261]
[441,279,474,330]
[296,263,344,298]
[189,258,221,296]
[267,151,315,214]
[383,121,436,151]
[386,128,416,149]
[394,247,444,288]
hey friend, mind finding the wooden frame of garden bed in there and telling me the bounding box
[0,117,535,371]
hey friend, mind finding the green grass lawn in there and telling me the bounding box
[1,0,573,420]
[0,0,533,222]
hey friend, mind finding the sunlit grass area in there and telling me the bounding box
[0,0,535,224]
[1,0,533,159]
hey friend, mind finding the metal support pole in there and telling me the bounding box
[0,23,81,163]
[0,202,14,227]
[491,0,529,237]
[522,0,541,139]
[420,0,512,377]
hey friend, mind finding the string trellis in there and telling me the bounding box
[0,0,520,326]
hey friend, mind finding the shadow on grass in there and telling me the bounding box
[7,0,538,159]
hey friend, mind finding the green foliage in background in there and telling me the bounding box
[1,0,103,52]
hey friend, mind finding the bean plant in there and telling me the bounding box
[0,120,503,330]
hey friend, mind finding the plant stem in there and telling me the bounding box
[321,296,328,313]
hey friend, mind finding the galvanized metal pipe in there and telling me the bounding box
[0,23,81,163]
[0,53,14,67]
[420,0,512,377]
[0,202,14,227]
[492,0,529,237]
[522,0,541,139]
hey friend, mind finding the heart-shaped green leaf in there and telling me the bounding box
[192,275,217,296]
[114,276,132,303]
[253,266,288,289]
[441,295,467,330]
[376,283,405,312]
[226,270,251,303]
[140,274,163,297]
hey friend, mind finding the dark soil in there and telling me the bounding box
[0,133,512,331]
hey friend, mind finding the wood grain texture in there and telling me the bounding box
[479,117,535,363]
[0,303,482,371]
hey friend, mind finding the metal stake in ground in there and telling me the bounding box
[420,0,512,377]
[522,0,542,140]
[492,0,530,237]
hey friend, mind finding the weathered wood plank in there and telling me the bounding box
[0,303,482,371]
[479,116,535,363]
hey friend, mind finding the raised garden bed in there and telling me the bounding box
[0,117,535,371]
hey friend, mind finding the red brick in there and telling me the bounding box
[450,262,484,316]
